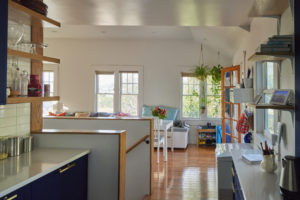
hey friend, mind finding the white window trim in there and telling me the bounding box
[262,62,279,136]
[43,64,59,96]
[180,71,221,121]
[89,65,144,116]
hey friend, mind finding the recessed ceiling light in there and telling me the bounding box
[101,31,107,34]
[151,31,156,34]
[52,30,58,33]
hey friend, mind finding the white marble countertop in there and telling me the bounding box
[0,148,90,197]
[231,149,283,200]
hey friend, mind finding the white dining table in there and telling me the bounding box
[154,120,174,162]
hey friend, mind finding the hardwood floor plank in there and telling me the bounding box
[146,145,217,200]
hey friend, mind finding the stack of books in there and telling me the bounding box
[257,35,293,53]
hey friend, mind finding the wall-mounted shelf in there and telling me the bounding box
[248,0,289,17]
[248,52,294,62]
[247,103,294,110]
[7,49,60,64]
[8,0,61,27]
[6,96,60,104]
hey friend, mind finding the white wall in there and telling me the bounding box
[232,8,295,156]
[44,39,233,144]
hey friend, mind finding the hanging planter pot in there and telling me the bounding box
[201,105,206,114]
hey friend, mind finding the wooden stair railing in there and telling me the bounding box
[126,135,150,154]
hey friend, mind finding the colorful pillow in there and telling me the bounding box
[75,112,90,118]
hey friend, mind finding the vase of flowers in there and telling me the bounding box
[152,107,167,125]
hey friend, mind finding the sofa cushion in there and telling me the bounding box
[142,105,154,117]
[159,105,178,121]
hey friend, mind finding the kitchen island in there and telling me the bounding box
[0,148,90,198]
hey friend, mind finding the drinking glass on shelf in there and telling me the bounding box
[7,21,24,50]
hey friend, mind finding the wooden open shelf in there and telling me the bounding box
[7,49,60,64]
[8,0,61,27]
[247,103,294,110]
[248,52,294,62]
[248,0,290,17]
[6,96,60,104]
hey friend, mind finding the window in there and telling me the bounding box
[181,74,221,119]
[96,72,115,113]
[263,62,277,134]
[42,71,57,115]
[43,71,55,96]
[120,72,139,116]
[95,70,140,116]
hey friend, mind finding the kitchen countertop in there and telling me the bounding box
[231,148,282,200]
[32,128,126,135]
[0,148,90,197]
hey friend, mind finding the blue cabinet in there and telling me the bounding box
[0,184,31,200]
[31,155,88,200]
[0,0,8,105]
[232,163,245,200]
[1,155,88,200]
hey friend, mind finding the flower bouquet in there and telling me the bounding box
[152,107,167,119]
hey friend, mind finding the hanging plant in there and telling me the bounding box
[194,64,209,81]
[210,64,223,84]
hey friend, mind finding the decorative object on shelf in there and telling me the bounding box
[259,141,277,173]
[9,88,19,97]
[270,89,293,105]
[6,88,11,97]
[44,84,50,97]
[13,67,21,94]
[7,21,24,49]
[20,70,29,96]
[28,74,42,97]
[17,0,48,16]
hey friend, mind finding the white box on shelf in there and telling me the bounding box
[233,88,254,103]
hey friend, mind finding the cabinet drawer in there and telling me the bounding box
[1,184,31,200]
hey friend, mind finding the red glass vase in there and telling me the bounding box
[28,75,42,97]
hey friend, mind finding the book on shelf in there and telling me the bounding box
[260,47,292,52]
[261,44,292,48]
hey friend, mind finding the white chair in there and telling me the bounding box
[154,118,165,163]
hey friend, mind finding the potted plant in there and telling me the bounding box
[194,64,209,81]
[210,64,223,84]
[152,107,167,125]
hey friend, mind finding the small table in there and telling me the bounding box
[154,120,174,162]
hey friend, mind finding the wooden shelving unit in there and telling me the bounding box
[6,96,60,104]
[8,0,61,27]
[7,49,60,64]
[247,103,294,110]
[248,0,289,17]
[248,52,294,62]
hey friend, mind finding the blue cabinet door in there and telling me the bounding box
[31,155,88,200]
[0,0,8,105]
[31,170,61,200]
[60,156,88,200]
[0,184,31,200]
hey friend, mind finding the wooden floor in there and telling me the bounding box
[146,145,217,200]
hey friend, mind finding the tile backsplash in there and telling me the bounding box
[0,103,31,136]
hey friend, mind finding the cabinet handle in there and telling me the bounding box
[4,194,18,200]
[59,163,76,174]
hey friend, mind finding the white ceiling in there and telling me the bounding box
[44,0,253,58]
[44,0,253,26]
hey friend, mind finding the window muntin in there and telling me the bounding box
[96,73,115,113]
[120,72,139,116]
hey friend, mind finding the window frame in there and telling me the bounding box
[262,62,279,135]
[95,72,115,113]
[180,73,221,120]
[92,66,143,116]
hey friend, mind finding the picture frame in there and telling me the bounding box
[269,89,292,105]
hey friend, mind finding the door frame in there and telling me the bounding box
[221,65,241,143]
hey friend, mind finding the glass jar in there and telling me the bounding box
[28,75,42,97]
[20,70,29,96]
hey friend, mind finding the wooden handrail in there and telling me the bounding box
[126,135,150,154]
